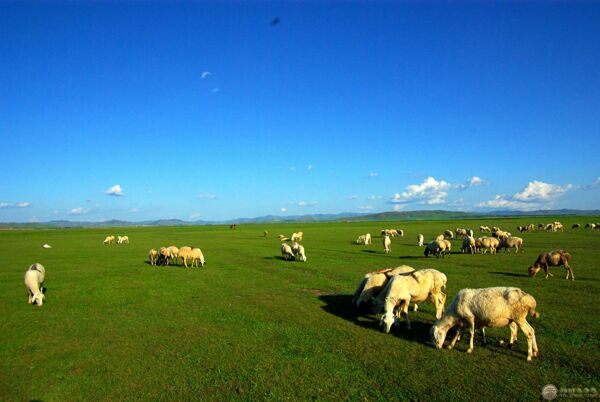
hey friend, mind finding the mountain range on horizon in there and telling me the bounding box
[1,209,599,228]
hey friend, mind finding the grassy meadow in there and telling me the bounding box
[1,217,599,401]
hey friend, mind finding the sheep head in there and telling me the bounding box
[32,292,44,306]
[430,323,447,349]
[528,265,541,277]
[380,313,395,334]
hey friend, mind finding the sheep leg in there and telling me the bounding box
[448,329,461,350]
[516,319,537,361]
[564,261,575,280]
[183,257,188,268]
[467,318,475,353]
[403,302,411,330]
[481,327,487,345]
[28,291,33,304]
[413,303,418,312]
[509,322,518,346]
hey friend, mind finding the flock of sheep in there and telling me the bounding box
[22,220,586,362]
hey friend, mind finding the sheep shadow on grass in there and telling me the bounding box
[318,294,375,330]
[359,250,378,254]
[488,271,530,278]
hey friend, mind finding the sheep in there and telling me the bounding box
[281,243,295,260]
[264,230,269,237]
[178,246,192,268]
[585,223,596,229]
[479,226,491,233]
[352,265,416,307]
[493,230,510,239]
[374,269,447,333]
[383,234,391,254]
[356,235,367,245]
[190,247,205,268]
[168,246,180,265]
[24,263,46,306]
[475,237,499,254]
[396,229,404,237]
[553,223,564,232]
[291,232,304,242]
[527,224,535,232]
[294,244,307,262]
[444,229,454,239]
[538,223,546,230]
[528,250,574,280]
[103,235,115,244]
[149,249,158,266]
[572,223,581,229]
[517,225,528,233]
[364,233,372,245]
[545,223,554,232]
[417,234,424,247]
[117,235,129,244]
[424,240,446,258]
[278,234,286,240]
[466,228,474,238]
[455,228,467,238]
[492,226,500,232]
[461,236,476,254]
[158,247,170,265]
[498,236,524,253]
[431,287,539,361]
[42,244,52,249]
[442,239,452,256]
[435,234,445,242]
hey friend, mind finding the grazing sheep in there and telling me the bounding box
[455,228,467,238]
[356,235,367,245]
[466,228,474,238]
[571,223,580,229]
[190,247,205,268]
[149,249,158,266]
[553,223,564,232]
[281,243,295,260]
[103,235,115,244]
[442,239,452,256]
[493,230,510,239]
[435,234,445,242]
[476,237,499,254]
[364,233,372,245]
[498,236,524,253]
[168,246,180,265]
[538,223,546,230]
[383,235,392,254]
[117,235,129,244]
[479,226,491,233]
[178,246,192,268]
[264,230,269,237]
[529,250,574,280]
[585,223,596,229]
[444,230,454,239]
[527,224,535,232]
[24,263,45,306]
[352,265,416,307]
[431,287,539,361]
[396,229,404,237]
[374,269,447,333]
[158,247,170,265]
[417,234,424,247]
[545,223,554,232]
[424,240,446,258]
[294,244,307,262]
[461,236,476,255]
[291,232,304,242]
[42,244,52,249]
[278,234,286,240]
[517,225,528,233]
[492,226,500,232]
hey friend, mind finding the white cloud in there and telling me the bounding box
[280,207,288,213]
[367,195,383,200]
[392,204,404,211]
[476,195,538,210]
[196,193,217,199]
[201,71,212,79]
[456,176,484,190]
[513,181,572,201]
[68,207,84,215]
[105,184,124,196]
[347,195,358,200]
[297,201,318,207]
[368,172,379,177]
[391,177,451,206]
[0,202,31,209]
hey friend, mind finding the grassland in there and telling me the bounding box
[1,217,599,401]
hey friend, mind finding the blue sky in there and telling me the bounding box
[1,2,599,222]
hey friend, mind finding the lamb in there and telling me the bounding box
[352,265,416,307]
[461,236,476,254]
[294,244,307,262]
[103,235,115,244]
[417,234,424,247]
[117,235,129,244]
[189,247,205,268]
[430,287,539,361]
[291,232,304,242]
[444,229,454,239]
[498,236,524,253]
[479,226,491,233]
[158,247,170,265]
[24,263,45,306]
[529,250,574,280]
[149,249,158,266]
[383,234,391,254]
[177,246,192,267]
[476,237,499,254]
[281,243,295,260]
[374,269,447,333]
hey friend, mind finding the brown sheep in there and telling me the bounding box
[529,250,574,280]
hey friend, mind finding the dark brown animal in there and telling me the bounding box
[230,224,237,230]
[528,250,574,280]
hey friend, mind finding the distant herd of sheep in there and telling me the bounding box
[23,220,591,361]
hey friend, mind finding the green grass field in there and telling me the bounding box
[1,217,599,401]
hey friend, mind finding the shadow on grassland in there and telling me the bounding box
[488,271,530,278]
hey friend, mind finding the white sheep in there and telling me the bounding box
[352,265,416,307]
[295,244,307,262]
[281,243,295,260]
[444,229,454,239]
[190,247,205,268]
[498,236,524,253]
[424,240,446,258]
[42,244,52,249]
[168,246,180,265]
[374,269,447,333]
[291,232,304,242]
[356,235,367,245]
[417,234,424,247]
[24,263,45,306]
[149,249,158,266]
[383,234,391,254]
[461,236,476,254]
[475,236,499,254]
[103,235,115,244]
[364,233,372,245]
[178,246,192,267]
[117,235,129,244]
[431,287,539,361]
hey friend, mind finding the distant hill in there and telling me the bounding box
[1,209,599,228]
